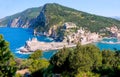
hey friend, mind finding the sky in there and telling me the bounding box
[0,0,120,19]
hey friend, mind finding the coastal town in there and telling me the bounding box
[20,22,120,53]
[106,25,120,39]
[62,22,101,44]
[20,22,103,52]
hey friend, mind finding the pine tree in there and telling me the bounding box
[0,35,17,77]
[28,49,42,59]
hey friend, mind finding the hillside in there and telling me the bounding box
[112,16,120,20]
[0,7,42,27]
[0,3,120,34]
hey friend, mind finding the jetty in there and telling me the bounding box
[20,38,76,53]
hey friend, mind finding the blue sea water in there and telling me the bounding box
[0,27,56,59]
[96,37,120,50]
[0,27,120,59]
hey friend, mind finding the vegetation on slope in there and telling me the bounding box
[48,44,120,77]
[15,43,120,77]
[0,34,120,77]
[0,35,17,77]
[29,3,120,41]
[43,3,120,32]
[14,43,120,77]
[0,7,42,26]
[1,3,120,33]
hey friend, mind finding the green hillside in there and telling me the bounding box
[0,7,42,26]
[0,3,120,32]
[44,3,120,32]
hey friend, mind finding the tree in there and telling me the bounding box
[114,50,120,75]
[28,49,42,59]
[0,35,17,77]
[50,47,71,73]
[29,59,50,77]
[98,49,120,77]
[68,44,102,74]
[50,44,102,76]
[114,49,120,68]
[85,45,102,71]
[102,50,116,68]
[69,44,91,73]
[27,49,49,77]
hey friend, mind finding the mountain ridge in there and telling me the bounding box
[0,6,42,27]
[112,16,120,20]
[0,3,120,34]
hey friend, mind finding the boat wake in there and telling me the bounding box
[16,46,24,50]
[15,46,32,54]
[16,51,32,54]
[45,37,54,41]
[100,41,120,44]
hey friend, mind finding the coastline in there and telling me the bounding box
[19,37,102,53]
[20,41,76,53]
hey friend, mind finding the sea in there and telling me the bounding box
[0,27,56,59]
[96,37,120,50]
[0,27,120,59]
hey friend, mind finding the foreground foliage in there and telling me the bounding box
[0,35,17,77]
[0,34,120,77]
[16,50,49,77]
[28,49,42,59]
[49,43,120,77]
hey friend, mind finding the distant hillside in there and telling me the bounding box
[112,16,120,20]
[0,7,42,27]
[0,3,120,33]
